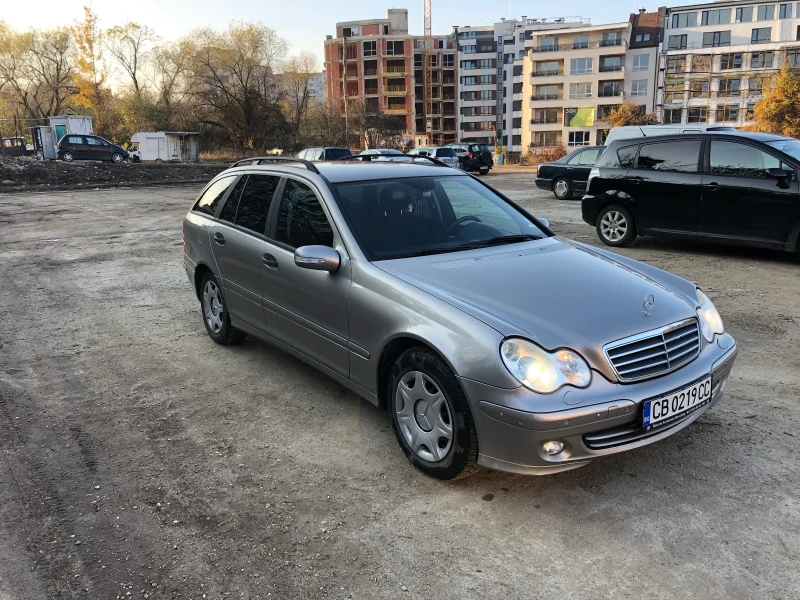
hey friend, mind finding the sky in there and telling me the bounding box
[4,0,663,69]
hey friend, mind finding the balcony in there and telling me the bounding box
[364,86,378,95]
[599,64,623,72]
[531,117,561,124]
[531,38,624,53]
[532,69,561,77]
[443,77,455,84]
[385,85,407,95]
[717,90,742,97]
[531,93,561,101]
[385,65,408,75]
[598,88,623,98]
[364,69,377,77]
[386,105,408,114]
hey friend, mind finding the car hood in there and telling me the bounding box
[375,237,698,376]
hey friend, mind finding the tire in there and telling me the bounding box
[61,151,74,162]
[389,347,479,480]
[200,272,246,345]
[596,204,637,247]
[155,158,164,164]
[111,152,124,164]
[479,168,489,176]
[479,150,493,168]
[553,177,573,199]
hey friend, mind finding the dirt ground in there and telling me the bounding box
[0,176,799,600]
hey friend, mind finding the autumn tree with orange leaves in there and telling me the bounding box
[71,6,113,135]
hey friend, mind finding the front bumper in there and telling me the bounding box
[462,334,738,475]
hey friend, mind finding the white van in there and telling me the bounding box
[604,124,736,146]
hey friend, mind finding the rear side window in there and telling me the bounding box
[193,176,236,216]
[275,179,334,248]
[234,174,281,234]
[598,145,638,169]
[218,176,248,222]
[637,140,701,173]
[576,148,602,165]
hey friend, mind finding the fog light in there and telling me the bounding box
[543,441,564,456]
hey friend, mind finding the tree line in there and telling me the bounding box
[0,7,401,153]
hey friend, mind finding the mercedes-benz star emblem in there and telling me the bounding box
[642,294,655,317]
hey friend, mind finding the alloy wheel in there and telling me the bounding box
[202,280,224,334]
[555,179,569,197]
[600,210,628,242]
[395,370,453,462]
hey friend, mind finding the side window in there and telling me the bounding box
[297,150,306,159]
[86,137,101,146]
[218,176,248,223]
[709,141,792,178]
[617,145,639,168]
[577,148,602,165]
[637,140,702,173]
[68,136,83,144]
[313,149,324,161]
[193,176,236,216]
[566,151,584,165]
[234,174,281,234]
[275,179,334,248]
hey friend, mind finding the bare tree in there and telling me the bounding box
[282,51,318,138]
[106,22,158,94]
[145,39,194,109]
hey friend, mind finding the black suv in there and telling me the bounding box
[297,147,352,161]
[447,143,493,174]
[58,135,129,163]
[582,132,800,253]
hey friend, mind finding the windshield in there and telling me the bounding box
[327,148,352,159]
[766,139,800,161]
[332,176,548,261]
[435,148,457,157]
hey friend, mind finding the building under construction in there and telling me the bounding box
[323,9,458,148]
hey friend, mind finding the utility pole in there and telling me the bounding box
[424,0,433,145]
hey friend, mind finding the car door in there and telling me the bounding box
[628,138,704,234]
[84,136,104,160]
[260,177,352,377]
[700,139,799,245]
[65,135,88,159]
[209,173,282,331]
[565,147,603,193]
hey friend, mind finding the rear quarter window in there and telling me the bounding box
[193,176,236,216]
[597,145,638,169]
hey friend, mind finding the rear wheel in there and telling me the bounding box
[389,347,479,480]
[553,177,573,199]
[61,151,74,162]
[597,205,637,247]
[200,272,246,345]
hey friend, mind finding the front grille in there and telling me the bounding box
[604,319,701,382]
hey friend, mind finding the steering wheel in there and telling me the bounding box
[445,215,482,236]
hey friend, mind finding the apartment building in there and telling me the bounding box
[307,73,327,105]
[323,9,457,147]
[521,16,661,150]
[658,0,800,126]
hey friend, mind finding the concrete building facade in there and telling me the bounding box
[658,0,800,126]
[323,9,457,147]
[307,73,327,105]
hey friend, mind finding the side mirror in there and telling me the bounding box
[766,167,789,180]
[294,245,340,273]
[538,218,551,229]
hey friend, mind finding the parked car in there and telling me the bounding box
[407,146,460,168]
[57,135,129,163]
[1,137,28,158]
[582,131,800,252]
[297,147,352,161]
[604,124,736,146]
[446,143,493,174]
[535,146,605,199]
[359,149,405,156]
[183,156,737,479]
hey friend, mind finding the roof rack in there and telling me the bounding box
[230,156,320,174]
[341,155,450,168]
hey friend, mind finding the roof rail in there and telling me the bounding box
[341,154,450,168]
[230,156,320,174]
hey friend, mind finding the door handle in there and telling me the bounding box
[262,253,279,269]
[705,182,719,191]
[213,232,225,245]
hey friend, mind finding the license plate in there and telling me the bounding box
[642,377,712,430]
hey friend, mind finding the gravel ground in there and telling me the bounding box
[1,175,799,599]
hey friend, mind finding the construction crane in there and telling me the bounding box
[423,0,433,145]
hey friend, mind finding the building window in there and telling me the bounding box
[498,52,503,62]
[787,49,800,66]
[691,54,712,72]
[632,54,649,71]
[721,52,743,69]
[751,27,772,43]
[750,51,773,68]
[757,4,775,20]
[342,26,359,37]
[519,49,525,59]
[703,30,731,47]
[363,41,376,56]
[687,107,708,123]
[569,82,592,98]
[534,131,559,146]
[386,41,404,55]
[701,8,732,25]
[736,6,754,22]
[573,35,589,49]
[463,45,476,54]
[570,57,593,74]
[600,81,622,97]
[443,54,454,66]
[634,33,652,42]
[746,102,756,119]
[668,35,688,50]
[667,55,687,73]
[497,83,503,92]
[480,75,494,84]
[718,78,742,96]
[690,80,710,97]
[780,2,793,17]
[461,60,476,69]
[671,12,697,28]
[716,104,740,122]
[461,76,477,85]
[749,77,764,94]
[631,79,648,96]
[664,108,683,124]
[497,36,503,45]
[459,31,477,39]
[568,131,591,147]
[479,90,495,100]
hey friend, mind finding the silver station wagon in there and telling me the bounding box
[183,157,737,479]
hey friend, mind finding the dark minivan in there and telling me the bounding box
[58,135,129,163]
[582,132,800,253]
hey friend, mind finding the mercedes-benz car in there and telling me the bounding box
[182,157,737,479]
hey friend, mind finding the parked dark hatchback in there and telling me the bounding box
[582,132,800,252]
[58,135,129,163]
[536,146,604,199]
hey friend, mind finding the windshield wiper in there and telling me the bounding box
[448,234,542,250]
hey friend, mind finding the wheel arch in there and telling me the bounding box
[593,196,639,229]
[193,263,214,302]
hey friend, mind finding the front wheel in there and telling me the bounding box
[200,273,246,345]
[389,347,479,480]
[111,152,124,163]
[553,177,573,199]
[597,204,637,247]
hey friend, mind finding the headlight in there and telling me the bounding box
[500,338,591,394]
[696,289,724,342]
